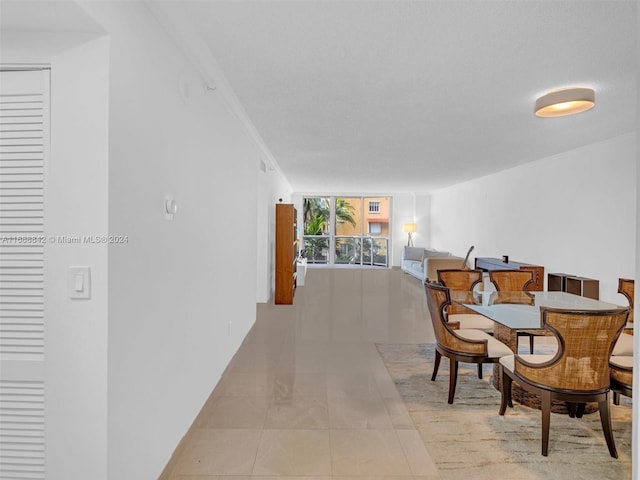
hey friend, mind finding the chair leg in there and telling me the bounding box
[431,350,441,381]
[599,397,619,458]
[448,358,459,404]
[541,390,551,456]
[499,367,512,415]
[575,403,586,418]
[613,391,620,405]
[477,363,483,379]
[529,335,534,354]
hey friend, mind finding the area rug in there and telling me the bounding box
[376,343,632,480]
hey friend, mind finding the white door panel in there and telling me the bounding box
[0,68,48,480]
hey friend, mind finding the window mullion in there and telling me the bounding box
[329,196,336,265]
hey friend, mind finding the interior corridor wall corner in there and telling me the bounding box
[47,36,111,480]
[257,165,292,303]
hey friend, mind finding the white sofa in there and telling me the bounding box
[401,246,466,284]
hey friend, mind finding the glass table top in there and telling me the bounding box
[450,290,623,330]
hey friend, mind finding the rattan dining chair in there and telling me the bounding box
[488,269,534,291]
[489,269,539,353]
[611,278,634,405]
[618,278,634,324]
[499,306,629,457]
[611,281,633,353]
[610,356,632,405]
[424,282,512,404]
[437,269,495,379]
[437,269,494,332]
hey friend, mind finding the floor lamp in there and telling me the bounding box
[403,223,416,247]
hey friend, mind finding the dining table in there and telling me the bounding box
[450,289,624,413]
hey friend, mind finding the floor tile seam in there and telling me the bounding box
[392,427,433,478]
[327,423,334,477]
[268,391,330,399]
[248,426,267,476]
[328,427,416,477]
[214,386,329,430]
[325,396,395,430]
[372,342,444,479]
[370,341,419,431]
[262,426,330,430]
[196,427,270,432]
[266,395,330,430]
[327,427,408,433]
[325,390,388,402]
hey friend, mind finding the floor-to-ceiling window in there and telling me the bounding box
[302,196,331,264]
[302,196,390,267]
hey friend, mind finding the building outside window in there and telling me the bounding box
[369,201,380,213]
[369,222,382,234]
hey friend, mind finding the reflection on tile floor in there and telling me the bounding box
[163,267,440,479]
[163,268,630,480]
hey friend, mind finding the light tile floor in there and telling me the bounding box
[163,267,440,479]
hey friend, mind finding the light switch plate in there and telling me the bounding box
[68,266,91,299]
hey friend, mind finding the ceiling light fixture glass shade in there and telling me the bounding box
[534,87,595,117]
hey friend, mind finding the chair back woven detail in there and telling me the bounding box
[491,291,535,306]
[437,269,483,291]
[618,278,634,324]
[489,269,534,291]
[437,269,483,315]
[424,282,487,355]
[514,307,629,392]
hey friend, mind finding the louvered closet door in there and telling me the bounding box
[0,69,48,480]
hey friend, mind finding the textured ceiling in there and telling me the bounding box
[0,1,104,33]
[1,1,635,194]
[184,0,637,193]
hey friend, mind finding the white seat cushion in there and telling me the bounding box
[449,313,494,332]
[500,354,556,373]
[612,332,634,356]
[609,355,633,369]
[456,329,512,358]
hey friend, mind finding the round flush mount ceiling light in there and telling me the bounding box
[534,87,595,117]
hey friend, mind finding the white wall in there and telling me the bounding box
[414,193,432,246]
[391,194,415,265]
[46,37,111,480]
[429,133,636,303]
[76,3,276,479]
